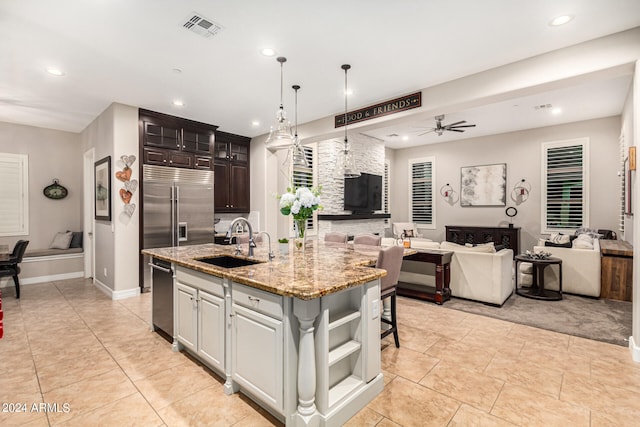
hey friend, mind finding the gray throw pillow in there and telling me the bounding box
[50,231,73,249]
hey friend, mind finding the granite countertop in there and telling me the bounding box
[142,241,415,300]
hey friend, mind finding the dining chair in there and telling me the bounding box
[376,245,404,348]
[324,232,348,244]
[353,234,381,246]
[0,240,29,299]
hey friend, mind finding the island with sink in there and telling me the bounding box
[142,239,399,427]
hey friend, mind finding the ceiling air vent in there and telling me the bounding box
[534,104,553,110]
[182,13,224,38]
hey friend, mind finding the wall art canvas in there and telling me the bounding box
[95,156,111,221]
[460,163,506,206]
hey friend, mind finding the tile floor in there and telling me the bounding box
[1,278,639,426]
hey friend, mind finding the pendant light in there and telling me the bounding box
[288,84,310,168]
[265,57,295,152]
[338,64,360,178]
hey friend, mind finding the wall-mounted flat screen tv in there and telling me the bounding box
[344,172,382,213]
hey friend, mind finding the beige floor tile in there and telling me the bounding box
[424,338,496,373]
[343,407,384,426]
[491,383,589,426]
[507,324,570,351]
[518,343,591,379]
[590,356,640,394]
[419,362,504,412]
[392,322,442,353]
[367,376,460,426]
[459,329,525,359]
[449,404,517,426]
[133,361,221,410]
[158,384,256,426]
[43,368,138,424]
[0,365,40,399]
[53,392,163,427]
[36,349,119,393]
[0,392,45,427]
[380,345,439,383]
[484,352,564,398]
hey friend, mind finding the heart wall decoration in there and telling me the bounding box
[116,154,137,217]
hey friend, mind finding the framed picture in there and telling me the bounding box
[95,156,111,221]
[460,163,507,206]
[625,158,633,216]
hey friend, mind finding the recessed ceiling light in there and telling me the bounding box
[172,100,185,107]
[402,136,409,141]
[552,107,562,115]
[261,48,276,57]
[549,15,573,26]
[46,67,65,76]
[172,68,183,74]
[344,89,353,96]
[251,120,260,127]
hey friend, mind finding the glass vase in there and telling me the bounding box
[294,219,306,251]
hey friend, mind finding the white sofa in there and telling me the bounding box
[440,241,514,306]
[532,238,601,297]
[394,240,514,306]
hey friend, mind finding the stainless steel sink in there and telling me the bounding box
[196,255,264,268]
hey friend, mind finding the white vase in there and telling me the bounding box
[279,243,289,256]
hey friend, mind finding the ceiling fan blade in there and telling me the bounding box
[445,120,466,127]
[449,124,476,129]
[448,129,465,132]
[418,129,436,136]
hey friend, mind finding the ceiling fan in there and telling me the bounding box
[418,115,476,136]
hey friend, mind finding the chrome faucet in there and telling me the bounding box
[259,231,275,261]
[226,217,256,257]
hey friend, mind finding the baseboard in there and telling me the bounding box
[0,271,84,286]
[629,335,640,362]
[93,279,140,300]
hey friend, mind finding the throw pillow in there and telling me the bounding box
[49,231,73,249]
[544,241,572,248]
[440,241,495,253]
[549,233,571,244]
[69,231,83,248]
[573,233,594,249]
[403,229,414,238]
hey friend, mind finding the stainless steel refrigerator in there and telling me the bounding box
[141,164,214,337]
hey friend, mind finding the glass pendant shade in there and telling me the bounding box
[282,84,310,170]
[265,57,295,152]
[339,64,360,178]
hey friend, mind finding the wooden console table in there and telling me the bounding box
[397,250,453,304]
[600,240,633,301]
[446,225,520,256]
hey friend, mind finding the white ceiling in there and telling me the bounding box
[1,1,639,149]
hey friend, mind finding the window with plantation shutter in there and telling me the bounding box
[409,157,435,229]
[292,145,316,232]
[541,138,589,233]
[0,153,29,236]
[383,160,390,225]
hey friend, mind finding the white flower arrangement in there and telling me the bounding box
[278,186,322,221]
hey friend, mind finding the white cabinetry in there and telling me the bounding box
[175,268,225,374]
[231,283,284,414]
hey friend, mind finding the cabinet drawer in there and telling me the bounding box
[232,283,283,320]
[176,267,224,297]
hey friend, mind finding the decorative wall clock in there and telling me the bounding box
[43,179,68,199]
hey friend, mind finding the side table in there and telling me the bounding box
[397,249,453,304]
[515,255,563,301]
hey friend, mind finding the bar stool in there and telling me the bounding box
[376,245,404,348]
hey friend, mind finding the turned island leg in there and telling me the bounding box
[293,298,320,427]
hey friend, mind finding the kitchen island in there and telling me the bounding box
[142,240,405,427]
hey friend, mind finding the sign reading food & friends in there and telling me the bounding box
[334,92,422,128]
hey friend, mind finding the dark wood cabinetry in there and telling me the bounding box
[214,131,250,213]
[445,225,520,256]
[139,109,217,170]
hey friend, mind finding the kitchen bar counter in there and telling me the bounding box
[142,240,409,300]
[142,240,415,426]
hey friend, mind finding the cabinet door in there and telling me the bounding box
[143,121,180,150]
[176,283,198,352]
[214,141,229,161]
[198,290,225,372]
[214,161,230,211]
[194,156,212,170]
[229,164,249,212]
[143,147,169,166]
[231,304,283,412]
[182,128,213,154]
[229,143,248,163]
[168,151,194,168]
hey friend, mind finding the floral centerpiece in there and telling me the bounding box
[278,186,322,250]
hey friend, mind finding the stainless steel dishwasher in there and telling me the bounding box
[150,258,174,339]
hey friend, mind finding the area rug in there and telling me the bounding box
[444,293,632,347]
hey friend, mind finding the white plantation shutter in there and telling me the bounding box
[542,139,588,232]
[409,157,435,228]
[292,146,315,231]
[383,160,390,225]
[0,153,29,236]
[619,134,625,233]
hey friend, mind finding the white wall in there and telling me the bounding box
[0,121,82,250]
[391,116,620,251]
[622,80,636,243]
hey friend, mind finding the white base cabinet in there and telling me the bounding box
[174,268,225,375]
[172,266,383,426]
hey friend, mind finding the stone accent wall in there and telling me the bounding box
[317,133,386,238]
